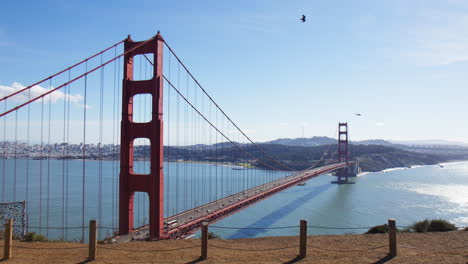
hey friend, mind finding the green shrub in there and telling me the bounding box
[411,219,456,233]
[22,232,47,242]
[207,232,220,239]
[366,224,389,234]
[427,219,457,232]
[412,219,430,233]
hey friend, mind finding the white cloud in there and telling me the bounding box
[0,82,83,104]
[279,122,289,126]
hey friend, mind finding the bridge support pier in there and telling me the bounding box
[119,33,165,240]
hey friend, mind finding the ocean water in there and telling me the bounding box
[212,161,468,238]
[0,159,467,240]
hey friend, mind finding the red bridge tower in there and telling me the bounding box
[119,34,165,240]
[334,122,352,184]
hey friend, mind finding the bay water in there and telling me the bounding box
[0,159,466,240]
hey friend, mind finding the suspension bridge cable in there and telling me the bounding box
[143,51,296,172]
[147,59,291,174]
[162,75,293,172]
[0,36,155,118]
[0,40,125,103]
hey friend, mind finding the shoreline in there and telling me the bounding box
[2,157,467,173]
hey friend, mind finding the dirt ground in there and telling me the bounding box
[1,231,466,263]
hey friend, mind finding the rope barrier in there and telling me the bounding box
[210,244,299,252]
[210,225,297,230]
[12,245,87,250]
[308,225,374,230]
[13,224,466,232]
[309,244,388,252]
[98,245,198,252]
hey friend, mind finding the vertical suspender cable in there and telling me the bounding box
[220,115,224,198]
[215,107,218,201]
[26,89,31,233]
[166,51,171,216]
[208,99,212,202]
[46,79,52,237]
[2,100,7,201]
[175,62,180,215]
[65,70,71,240]
[13,110,18,201]
[98,53,104,238]
[39,97,44,233]
[192,80,196,210]
[81,61,88,242]
[201,86,205,206]
[116,56,122,225]
[184,71,188,216]
[112,47,117,230]
[61,73,68,239]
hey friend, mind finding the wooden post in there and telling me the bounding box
[201,222,208,260]
[3,219,12,260]
[88,220,97,261]
[299,219,307,258]
[388,219,397,257]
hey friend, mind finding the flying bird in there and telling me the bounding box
[300,15,306,23]
[355,113,362,116]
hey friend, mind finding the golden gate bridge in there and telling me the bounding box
[0,33,356,241]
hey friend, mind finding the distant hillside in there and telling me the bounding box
[354,139,394,146]
[156,143,468,172]
[264,137,336,146]
[259,137,468,162]
[390,139,468,147]
[262,136,468,149]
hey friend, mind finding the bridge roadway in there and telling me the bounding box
[160,161,351,238]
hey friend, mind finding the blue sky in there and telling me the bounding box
[1,0,468,143]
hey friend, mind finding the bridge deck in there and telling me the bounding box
[159,162,351,238]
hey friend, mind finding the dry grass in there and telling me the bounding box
[1,231,466,263]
